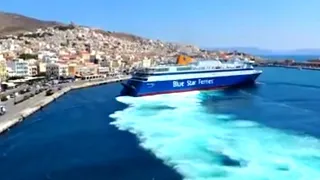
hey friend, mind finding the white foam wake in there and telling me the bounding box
[109,91,320,180]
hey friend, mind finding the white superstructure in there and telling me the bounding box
[134,58,259,82]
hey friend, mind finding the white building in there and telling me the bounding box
[37,62,47,74]
[6,59,30,77]
[99,59,110,67]
[141,58,152,67]
[42,55,58,64]
[38,51,59,64]
[98,66,109,74]
[0,54,4,61]
[46,63,69,77]
[77,64,98,76]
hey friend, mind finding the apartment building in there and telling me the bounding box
[6,59,30,77]
[68,63,77,77]
[141,58,152,67]
[37,62,47,74]
[0,54,7,81]
[28,64,38,76]
[76,63,98,76]
[46,63,69,77]
[97,66,109,74]
[0,61,7,82]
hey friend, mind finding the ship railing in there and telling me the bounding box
[134,63,251,75]
[189,64,246,71]
[135,67,171,75]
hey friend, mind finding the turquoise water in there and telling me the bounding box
[1,67,320,179]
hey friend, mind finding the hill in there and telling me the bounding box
[0,11,204,61]
[0,11,146,43]
[0,11,62,35]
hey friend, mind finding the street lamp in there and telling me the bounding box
[14,92,16,105]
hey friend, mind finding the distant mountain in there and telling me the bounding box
[205,47,320,56]
[205,47,274,55]
[287,49,320,55]
[0,11,62,36]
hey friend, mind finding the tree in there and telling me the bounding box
[19,53,37,60]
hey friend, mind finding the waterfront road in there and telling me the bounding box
[0,76,130,133]
[0,85,29,97]
[0,75,129,97]
[0,91,47,124]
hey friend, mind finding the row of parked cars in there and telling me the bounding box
[1,77,78,102]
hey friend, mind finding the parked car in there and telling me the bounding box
[0,105,6,115]
[46,89,54,96]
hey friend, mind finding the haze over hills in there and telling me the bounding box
[205,47,320,56]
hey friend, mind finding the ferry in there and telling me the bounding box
[121,55,262,96]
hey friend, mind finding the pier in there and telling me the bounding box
[256,59,320,70]
[0,76,129,134]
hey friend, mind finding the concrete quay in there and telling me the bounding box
[256,59,320,71]
[257,64,320,71]
[0,76,129,134]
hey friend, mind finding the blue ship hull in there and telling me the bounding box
[121,72,262,97]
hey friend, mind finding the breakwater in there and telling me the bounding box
[0,77,129,134]
[258,64,320,71]
[256,60,320,70]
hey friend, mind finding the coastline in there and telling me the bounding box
[256,59,320,70]
[0,76,129,134]
[257,64,320,71]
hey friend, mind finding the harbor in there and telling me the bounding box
[2,3,320,180]
[255,59,320,70]
[0,81,183,180]
[0,76,129,134]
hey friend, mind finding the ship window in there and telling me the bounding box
[215,66,221,69]
[177,67,192,71]
[192,67,205,70]
[154,68,169,72]
[132,77,148,81]
[134,72,149,77]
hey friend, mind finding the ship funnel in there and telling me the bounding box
[176,55,193,65]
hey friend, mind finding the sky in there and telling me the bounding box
[2,0,320,50]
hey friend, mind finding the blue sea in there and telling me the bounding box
[1,67,320,180]
[260,55,319,61]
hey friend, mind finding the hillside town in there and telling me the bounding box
[0,24,259,87]
[0,23,260,129]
